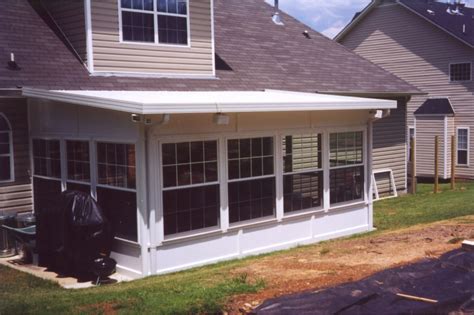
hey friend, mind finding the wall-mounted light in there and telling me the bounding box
[214,113,229,125]
[7,52,20,70]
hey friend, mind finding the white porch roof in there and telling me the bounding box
[23,88,397,114]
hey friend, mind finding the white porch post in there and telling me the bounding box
[275,134,284,221]
[219,138,229,232]
[137,124,151,276]
[323,131,330,212]
[367,120,374,230]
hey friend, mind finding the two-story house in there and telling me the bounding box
[0,0,419,278]
[336,0,474,181]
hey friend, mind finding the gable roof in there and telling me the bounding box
[0,0,419,96]
[336,0,474,48]
[414,98,455,116]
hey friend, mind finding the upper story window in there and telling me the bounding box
[450,63,471,82]
[0,113,14,182]
[120,0,189,45]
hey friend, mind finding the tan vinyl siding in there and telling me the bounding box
[340,3,474,179]
[372,100,407,194]
[0,98,32,214]
[414,116,448,178]
[41,0,87,63]
[91,0,214,75]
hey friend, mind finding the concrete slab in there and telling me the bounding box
[0,255,132,289]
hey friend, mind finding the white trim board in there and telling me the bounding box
[22,88,397,115]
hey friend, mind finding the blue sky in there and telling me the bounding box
[266,0,474,38]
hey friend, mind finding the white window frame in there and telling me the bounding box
[226,135,277,227]
[328,130,366,207]
[118,0,191,48]
[449,62,472,82]
[456,127,470,166]
[281,133,324,216]
[159,137,222,238]
[0,113,14,183]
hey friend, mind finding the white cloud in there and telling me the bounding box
[321,21,346,39]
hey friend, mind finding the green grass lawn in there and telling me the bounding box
[1,183,473,315]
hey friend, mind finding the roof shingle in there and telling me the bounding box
[0,0,419,95]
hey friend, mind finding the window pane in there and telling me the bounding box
[283,134,322,173]
[330,166,364,204]
[228,137,274,180]
[66,140,90,182]
[177,0,187,14]
[97,187,137,242]
[450,63,471,82]
[458,150,468,165]
[162,141,218,188]
[458,129,468,150]
[163,184,219,236]
[0,156,11,181]
[97,143,136,189]
[157,15,188,45]
[228,177,275,224]
[330,132,363,167]
[122,12,154,43]
[33,139,61,179]
[284,171,322,213]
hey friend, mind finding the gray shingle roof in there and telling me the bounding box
[0,0,419,95]
[398,0,474,48]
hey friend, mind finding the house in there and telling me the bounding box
[0,0,419,278]
[336,0,474,180]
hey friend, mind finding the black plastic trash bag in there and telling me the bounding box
[37,190,114,276]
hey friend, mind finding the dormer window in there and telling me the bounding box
[120,0,189,45]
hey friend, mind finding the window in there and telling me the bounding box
[66,140,91,193]
[329,132,364,204]
[32,139,62,214]
[457,128,469,166]
[0,113,13,182]
[282,134,323,213]
[120,0,189,45]
[408,127,415,162]
[161,141,220,236]
[97,142,137,241]
[33,139,61,178]
[450,63,471,82]
[227,137,275,223]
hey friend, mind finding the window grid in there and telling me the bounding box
[32,139,61,179]
[457,128,469,166]
[329,131,365,205]
[450,63,472,82]
[66,140,91,183]
[282,134,323,213]
[227,137,276,224]
[120,0,189,45]
[97,142,136,190]
[161,140,220,236]
[0,113,13,182]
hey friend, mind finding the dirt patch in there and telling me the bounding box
[226,217,474,314]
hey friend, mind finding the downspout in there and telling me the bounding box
[144,114,170,276]
[367,109,391,230]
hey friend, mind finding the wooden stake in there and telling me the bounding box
[434,136,439,194]
[451,135,456,190]
[410,137,416,194]
[396,293,438,304]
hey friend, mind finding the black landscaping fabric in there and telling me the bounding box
[255,249,474,315]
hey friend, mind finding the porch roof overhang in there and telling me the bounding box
[22,88,397,114]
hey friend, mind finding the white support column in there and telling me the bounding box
[89,140,98,200]
[367,121,374,230]
[219,137,229,232]
[147,128,161,275]
[323,131,330,212]
[275,134,284,221]
[136,124,151,276]
[60,138,67,192]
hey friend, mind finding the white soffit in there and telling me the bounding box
[22,88,397,114]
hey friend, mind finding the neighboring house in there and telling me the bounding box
[0,0,419,278]
[336,0,474,180]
